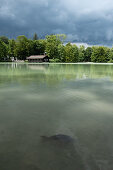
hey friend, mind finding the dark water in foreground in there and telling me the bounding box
[0,63,113,170]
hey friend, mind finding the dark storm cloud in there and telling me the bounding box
[0,0,113,44]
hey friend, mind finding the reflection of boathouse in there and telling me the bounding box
[28,64,49,71]
[27,55,49,63]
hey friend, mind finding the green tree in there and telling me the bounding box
[64,43,78,62]
[85,47,92,62]
[71,44,79,62]
[57,44,65,62]
[32,39,46,55]
[78,45,85,62]
[8,39,16,58]
[14,36,32,60]
[0,36,9,44]
[108,47,113,62]
[45,34,66,59]
[0,40,8,61]
[33,33,38,40]
[105,47,110,62]
[91,46,108,63]
[56,34,66,43]
[65,43,72,62]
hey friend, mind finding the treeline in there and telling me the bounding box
[0,34,113,63]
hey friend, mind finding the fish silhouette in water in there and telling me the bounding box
[41,134,75,144]
[40,134,100,170]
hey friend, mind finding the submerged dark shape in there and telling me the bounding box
[40,134,100,170]
[41,134,75,143]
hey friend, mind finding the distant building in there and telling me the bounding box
[27,55,49,63]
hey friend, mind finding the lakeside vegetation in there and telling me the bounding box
[0,34,113,63]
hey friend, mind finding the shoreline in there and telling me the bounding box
[0,62,113,65]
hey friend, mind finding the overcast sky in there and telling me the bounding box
[0,0,113,44]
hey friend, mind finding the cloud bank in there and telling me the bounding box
[0,0,113,44]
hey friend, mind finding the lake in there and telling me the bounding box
[0,63,113,170]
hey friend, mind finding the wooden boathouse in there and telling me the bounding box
[27,55,49,63]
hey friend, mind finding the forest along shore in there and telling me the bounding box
[0,34,113,63]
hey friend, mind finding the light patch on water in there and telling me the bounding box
[64,89,113,114]
[87,100,113,114]
[103,84,113,91]
[0,86,24,93]
[23,93,48,101]
[22,91,58,102]
[64,89,97,101]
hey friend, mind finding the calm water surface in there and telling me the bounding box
[0,63,113,170]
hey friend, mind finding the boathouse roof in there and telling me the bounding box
[27,55,47,59]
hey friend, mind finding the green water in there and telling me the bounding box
[0,63,113,170]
